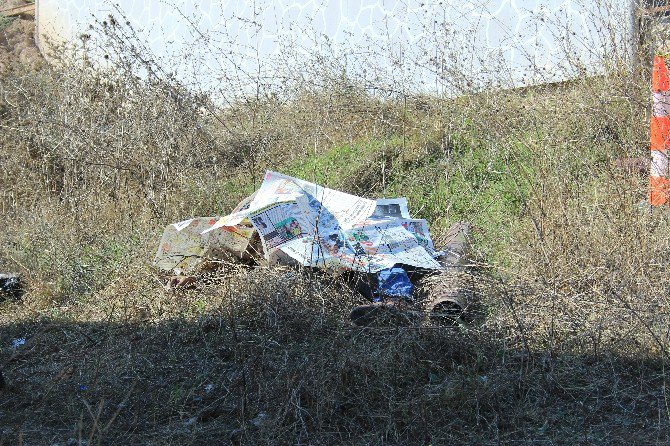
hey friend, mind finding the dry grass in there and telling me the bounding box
[1,6,670,445]
[1,270,668,445]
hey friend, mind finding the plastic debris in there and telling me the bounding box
[0,273,23,299]
[376,267,415,300]
[11,338,25,350]
[152,172,479,323]
[350,222,472,326]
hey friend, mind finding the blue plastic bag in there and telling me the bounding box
[376,267,414,301]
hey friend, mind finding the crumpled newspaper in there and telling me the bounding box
[154,171,442,274]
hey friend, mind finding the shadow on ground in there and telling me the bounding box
[1,310,668,446]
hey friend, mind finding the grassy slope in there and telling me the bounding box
[1,53,669,444]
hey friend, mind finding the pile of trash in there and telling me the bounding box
[154,171,470,323]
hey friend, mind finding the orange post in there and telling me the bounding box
[650,56,670,206]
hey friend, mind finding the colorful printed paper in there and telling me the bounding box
[155,171,441,274]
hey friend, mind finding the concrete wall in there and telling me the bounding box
[35,0,636,96]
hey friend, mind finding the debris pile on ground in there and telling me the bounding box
[156,171,442,274]
[154,171,472,324]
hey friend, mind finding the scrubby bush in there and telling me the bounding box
[1,2,669,444]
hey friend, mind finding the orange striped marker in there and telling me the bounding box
[650,55,670,206]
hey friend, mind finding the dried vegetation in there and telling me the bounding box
[0,5,669,445]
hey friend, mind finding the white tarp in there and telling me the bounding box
[154,171,442,274]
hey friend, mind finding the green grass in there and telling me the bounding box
[6,223,140,303]
[282,132,532,262]
[0,14,13,31]
[285,138,396,187]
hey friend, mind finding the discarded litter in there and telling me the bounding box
[0,273,23,299]
[11,338,25,350]
[155,170,441,275]
[154,171,472,325]
[250,411,268,427]
[376,267,415,300]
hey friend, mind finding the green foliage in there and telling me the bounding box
[6,223,138,304]
[0,15,13,32]
[170,174,258,219]
[285,138,393,188]
[284,131,532,262]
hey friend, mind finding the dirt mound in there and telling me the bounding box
[0,17,42,74]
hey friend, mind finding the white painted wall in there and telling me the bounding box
[35,0,635,96]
